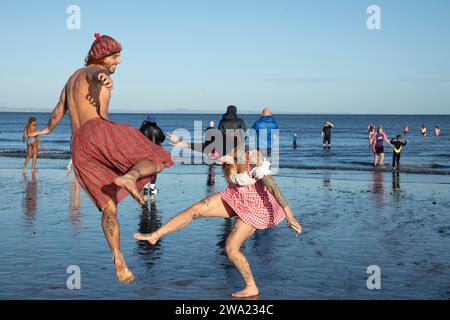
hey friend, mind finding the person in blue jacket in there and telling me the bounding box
[251,107,279,157]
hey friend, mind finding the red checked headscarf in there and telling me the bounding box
[89,33,122,60]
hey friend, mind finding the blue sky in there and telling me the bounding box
[0,0,449,114]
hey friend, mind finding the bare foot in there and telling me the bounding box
[114,174,145,205]
[113,254,135,284]
[133,232,159,245]
[231,285,259,298]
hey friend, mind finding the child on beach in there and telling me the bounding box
[390,135,408,170]
[22,117,43,173]
[368,124,375,147]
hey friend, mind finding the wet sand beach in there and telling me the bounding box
[0,156,449,299]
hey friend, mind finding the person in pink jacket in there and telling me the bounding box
[369,126,392,167]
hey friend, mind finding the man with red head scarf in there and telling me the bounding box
[31,34,173,284]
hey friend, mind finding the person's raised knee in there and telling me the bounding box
[225,241,238,259]
[102,201,117,216]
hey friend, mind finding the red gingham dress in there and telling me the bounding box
[220,152,286,229]
[71,117,173,211]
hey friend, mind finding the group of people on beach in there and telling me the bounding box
[367,123,441,170]
[23,34,301,298]
[20,33,446,298]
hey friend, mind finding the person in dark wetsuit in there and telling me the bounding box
[322,121,334,150]
[369,126,392,167]
[293,131,299,149]
[139,114,166,197]
[390,135,408,170]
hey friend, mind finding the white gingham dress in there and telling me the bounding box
[220,152,286,229]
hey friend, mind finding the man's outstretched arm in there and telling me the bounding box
[30,87,67,136]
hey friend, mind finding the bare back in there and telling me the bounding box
[64,65,111,134]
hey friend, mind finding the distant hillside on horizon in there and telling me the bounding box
[0,106,339,115]
[1,106,447,115]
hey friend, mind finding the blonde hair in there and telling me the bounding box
[25,117,37,135]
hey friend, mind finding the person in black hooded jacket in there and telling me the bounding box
[139,114,166,197]
[218,105,246,133]
[140,114,166,146]
[218,105,247,156]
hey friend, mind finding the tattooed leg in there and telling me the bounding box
[134,193,235,244]
[114,160,165,205]
[225,218,259,298]
[101,200,135,284]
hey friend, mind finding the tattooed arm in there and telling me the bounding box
[249,150,302,233]
[29,87,67,136]
[262,175,302,233]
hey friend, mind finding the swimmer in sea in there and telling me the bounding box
[421,124,427,137]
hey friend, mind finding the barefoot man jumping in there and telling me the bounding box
[30,34,173,283]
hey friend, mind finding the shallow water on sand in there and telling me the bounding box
[0,157,449,299]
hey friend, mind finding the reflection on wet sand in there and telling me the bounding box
[392,171,401,198]
[68,173,81,227]
[371,170,384,194]
[22,172,37,226]
[136,198,163,264]
[322,173,331,189]
[371,170,385,205]
[206,164,216,195]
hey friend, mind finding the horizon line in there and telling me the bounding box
[1,110,450,116]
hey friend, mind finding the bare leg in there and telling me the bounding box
[374,153,378,166]
[102,200,135,284]
[114,160,165,205]
[134,193,235,244]
[31,143,38,172]
[379,153,385,166]
[226,218,258,298]
[23,145,32,171]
